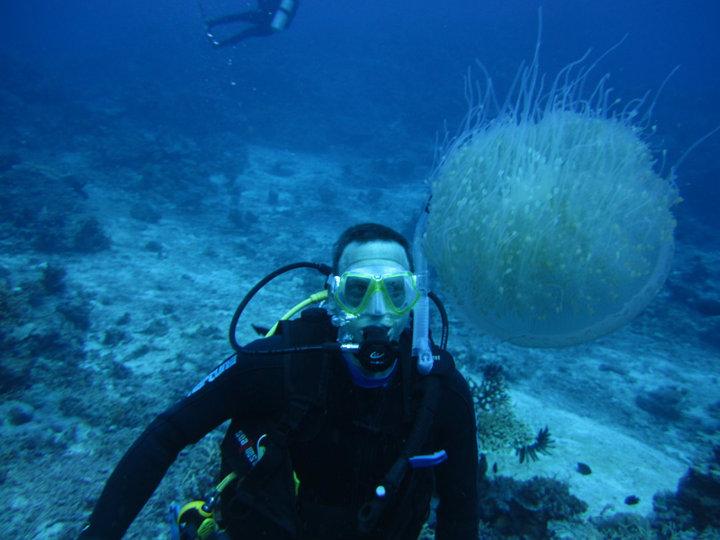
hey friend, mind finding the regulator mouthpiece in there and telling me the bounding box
[357,325,398,373]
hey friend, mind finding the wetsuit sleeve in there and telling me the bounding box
[434,365,479,539]
[79,345,285,539]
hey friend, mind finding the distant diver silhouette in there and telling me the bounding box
[201,0,299,48]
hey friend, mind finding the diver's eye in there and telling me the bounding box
[344,277,370,305]
[384,277,407,306]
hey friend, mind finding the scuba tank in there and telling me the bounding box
[270,0,296,31]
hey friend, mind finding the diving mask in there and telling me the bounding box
[329,267,420,317]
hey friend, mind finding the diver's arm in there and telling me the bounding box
[79,348,285,538]
[211,25,274,48]
[79,407,214,539]
[205,11,259,28]
[433,366,480,539]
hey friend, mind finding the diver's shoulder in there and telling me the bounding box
[275,307,336,343]
[430,348,474,410]
[187,346,284,397]
[429,346,458,376]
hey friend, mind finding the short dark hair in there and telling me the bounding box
[332,223,413,273]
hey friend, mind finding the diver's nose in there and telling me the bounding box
[365,291,387,316]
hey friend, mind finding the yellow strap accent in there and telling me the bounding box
[293,470,301,495]
[215,471,238,492]
[207,291,327,505]
[197,517,218,539]
[265,290,328,337]
[177,500,212,522]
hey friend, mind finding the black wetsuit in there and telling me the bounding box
[79,309,478,539]
[205,0,300,47]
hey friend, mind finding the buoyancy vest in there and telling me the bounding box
[219,308,447,539]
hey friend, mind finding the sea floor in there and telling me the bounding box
[1,130,719,538]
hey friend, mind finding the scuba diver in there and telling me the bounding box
[78,223,479,539]
[203,0,300,48]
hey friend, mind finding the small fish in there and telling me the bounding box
[492,462,498,474]
[576,462,592,475]
[624,495,640,505]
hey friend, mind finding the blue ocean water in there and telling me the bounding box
[1,1,719,538]
[3,1,719,225]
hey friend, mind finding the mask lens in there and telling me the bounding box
[383,275,409,309]
[339,275,372,311]
[335,270,419,316]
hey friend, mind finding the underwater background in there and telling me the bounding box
[1,0,719,538]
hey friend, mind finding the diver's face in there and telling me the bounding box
[334,241,412,342]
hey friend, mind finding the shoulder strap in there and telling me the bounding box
[220,310,336,537]
[357,374,442,535]
[274,308,335,440]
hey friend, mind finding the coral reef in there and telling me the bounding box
[40,263,67,295]
[652,446,720,536]
[474,363,511,412]
[0,167,109,257]
[635,386,687,422]
[72,217,112,253]
[591,512,654,539]
[0,266,91,395]
[468,363,534,453]
[478,475,588,538]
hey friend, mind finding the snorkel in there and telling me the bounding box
[412,201,434,375]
